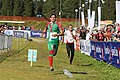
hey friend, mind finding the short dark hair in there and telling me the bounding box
[50,14,57,18]
[68,24,73,27]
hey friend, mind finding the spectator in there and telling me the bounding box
[116,23,120,32]
[22,26,25,30]
[80,27,86,39]
[30,26,34,30]
[75,28,80,50]
[104,25,113,41]
[0,25,4,34]
[96,30,104,41]
[18,26,22,30]
[86,30,91,40]
[113,31,120,42]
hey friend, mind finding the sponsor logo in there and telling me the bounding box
[13,31,24,37]
[111,48,118,56]
[96,46,101,53]
[32,32,40,35]
[91,45,95,50]
[104,47,110,55]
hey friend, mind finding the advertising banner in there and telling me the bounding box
[4,30,31,37]
[80,40,120,68]
[80,40,85,53]
[95,42,104,61]
[31,31,42,37]
[90,41,96,58]
[116,1,120,24]
[110,42,120,68]
[13,31,24,38]
[103,42,111,63]
[80,40,91,56]
[84,40,91,56]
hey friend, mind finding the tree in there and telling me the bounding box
[13,0,24,16]
[23,0,34,17]
[0,0,117,20]
[62,0,78,18]
[42,0,60,17]
[100,0,115,20]
[0,0,2,15]
[1,0,10,15]
[107,0,115,20]
[33,0,44,16]
[1,0,14,16]
[8,0,14,16]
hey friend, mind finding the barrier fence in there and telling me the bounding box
[80,40,120,68]
[0,34,12,51]
[0,31,30,53]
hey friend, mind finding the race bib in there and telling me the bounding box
[67,38,74,43]
[49,32,57,41]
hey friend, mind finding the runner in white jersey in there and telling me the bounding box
[64,24,76,64]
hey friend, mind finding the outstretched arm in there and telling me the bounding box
[42,23,48,38]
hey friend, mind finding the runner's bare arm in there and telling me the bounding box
[42,25,48,37]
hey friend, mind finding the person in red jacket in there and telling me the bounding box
[96,30,104,41]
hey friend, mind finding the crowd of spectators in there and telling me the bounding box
[0,25,5,34]
[1,22,120,42]
[73,23,120,42]
[0,24,34,34]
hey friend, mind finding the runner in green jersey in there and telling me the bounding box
[42,14,64,71]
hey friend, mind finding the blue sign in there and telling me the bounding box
[31,31,41,37]
[90,41,96,58]
[110,42,120,68]
[95,42,104,61]
[90,41,120,68]
[103,42,111,64]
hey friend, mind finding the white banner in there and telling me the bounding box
[80,40,91,56]
[89,11,95,33]
[116,1,120,24]
[81,11,85,26]
[87,9,91,28]
[98,7,101,30]
[4,30,31,37]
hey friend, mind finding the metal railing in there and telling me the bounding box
[0,34,13,52]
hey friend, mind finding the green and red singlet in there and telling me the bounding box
[46,21,62,56]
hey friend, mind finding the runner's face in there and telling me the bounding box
[68,26,73,31]
[50,15,56,22]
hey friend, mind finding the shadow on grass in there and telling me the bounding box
[71,71,87,74]
[33,65,45,67]
[77,63,92,66]
[53,71,63,75]
[53,70,88,75]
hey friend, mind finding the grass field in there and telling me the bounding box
[0,38,120,80]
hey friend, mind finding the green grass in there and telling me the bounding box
[0,38,120,80]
